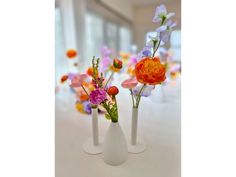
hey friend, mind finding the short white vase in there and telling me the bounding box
[82,108,103,154]
[128,107,147,154]
[102,122,128,166]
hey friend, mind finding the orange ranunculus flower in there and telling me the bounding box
[66,49,77,59]
[135,57,166,85]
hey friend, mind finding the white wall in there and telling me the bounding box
[100,0,134,21]
[133,0,181,50]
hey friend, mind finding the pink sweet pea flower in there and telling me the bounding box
[70,74,87,88]
[121,77,138,89]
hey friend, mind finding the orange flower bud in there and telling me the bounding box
[107,86,119,96]
[60,75,68,83]
[66,49,77,59]
[86,67,93,76]
[113,58,122,69]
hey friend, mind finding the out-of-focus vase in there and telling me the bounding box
[82,108,102,154]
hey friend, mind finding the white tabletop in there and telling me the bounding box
[56,78,181,177]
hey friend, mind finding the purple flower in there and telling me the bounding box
[101,46,112,57]
[137,46,152,60]
[67,72,77,80]
[83,101,92,114]
[100,56,112,72]
[133,85,155,97]
[142,49,152,57]
[89,88,107,105]
[156,20,177,44]
[153,4,175,24]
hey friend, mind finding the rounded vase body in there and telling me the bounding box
[102,122,128,166]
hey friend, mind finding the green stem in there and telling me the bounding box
[152,40,161,58]
[129,89,135,108]
[104,71,114,88]
[102,101,118,123]
[113,95,118,122]
[81,84,89,97]
[135,84,146,108]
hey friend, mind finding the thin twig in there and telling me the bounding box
[104,71,114,88]
[135,84,146,108]
[81,84,89,97]
[129,89,135,108]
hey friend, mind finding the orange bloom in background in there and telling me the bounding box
[80,93,89,101]
[135,57,166,85]
[110,65,120,72]
[60,74,68,83]
[86,67,93,76]
[120,52,130,60]
[127,67,135,76]
[66,49,77,59]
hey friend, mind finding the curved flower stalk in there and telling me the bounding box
[121,4,177,108]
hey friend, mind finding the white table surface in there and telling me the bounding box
[56,77,181,177]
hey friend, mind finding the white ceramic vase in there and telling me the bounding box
[102,122,128,166]
[128,107,147,154]
[82,108,103,154]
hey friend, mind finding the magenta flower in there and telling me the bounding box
[121,77,138,89]
[89,88,107,105]
[70,74,87,88]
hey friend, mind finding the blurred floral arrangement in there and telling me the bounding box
[58,4,179,114]
[159,48,181,85]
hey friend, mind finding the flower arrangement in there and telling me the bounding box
[121,4,177,108]
[88,56,122,122]
[59,46,124,115]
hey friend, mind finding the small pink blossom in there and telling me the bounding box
[121,77,138,89]
[70,74,87,88]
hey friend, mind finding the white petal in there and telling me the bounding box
[166,12,175,19]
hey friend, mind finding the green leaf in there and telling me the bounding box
[105,113,111,120]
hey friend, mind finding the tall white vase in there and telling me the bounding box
[102,122,128,166]
[128,107,147,154]
[82,108,103,154]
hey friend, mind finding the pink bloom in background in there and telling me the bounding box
[101,46,112,57]
[68,72,77,80]
[89,88,107,105]
[169,64,181,72]
[127,55,138,67]
[100,56,112,72]
[121,77,138,89]
[70,74,87,88]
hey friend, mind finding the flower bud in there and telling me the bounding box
[107,86,119,96]
[66,49,77,59]
[61,74,68,83]
[113,58,122,69]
